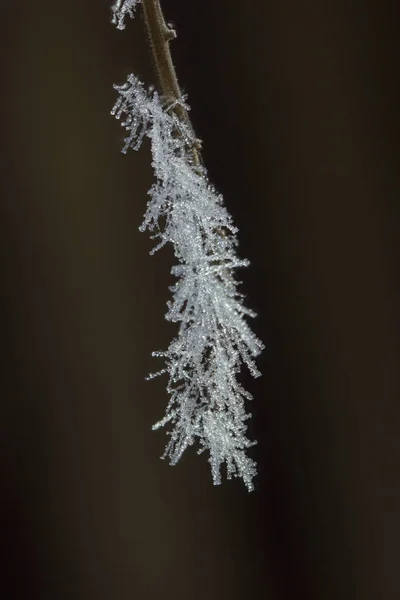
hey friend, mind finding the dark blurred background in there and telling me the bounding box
[0,1,399,598]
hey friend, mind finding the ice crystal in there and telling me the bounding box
[112,75,263,490]
[111,0,141,30]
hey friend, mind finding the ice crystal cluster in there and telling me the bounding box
[111,3,263,491]
[111,0,140,30]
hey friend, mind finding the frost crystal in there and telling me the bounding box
[112,74,263,491]
[111,0,141,30]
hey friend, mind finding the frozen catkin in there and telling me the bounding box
[111,4,263,491]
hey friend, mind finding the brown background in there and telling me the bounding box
[0,1,399,598]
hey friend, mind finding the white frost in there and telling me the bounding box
[112,75,263,491]
[111,0,141,30]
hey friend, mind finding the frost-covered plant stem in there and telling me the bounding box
[141,0,202,166]
[111,0,263,491]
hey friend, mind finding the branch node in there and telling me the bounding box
[164,27,177,42]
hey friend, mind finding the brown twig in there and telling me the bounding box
[141,0,203,167]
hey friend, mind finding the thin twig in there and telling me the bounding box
[141,0,203,167]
